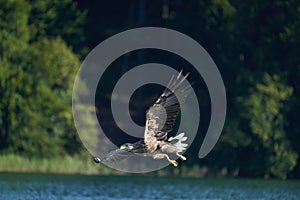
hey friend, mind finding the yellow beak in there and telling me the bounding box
[120,145,125,150]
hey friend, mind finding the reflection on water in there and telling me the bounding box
[0,173,299,200]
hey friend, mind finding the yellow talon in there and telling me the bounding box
[180,155,186,161]
[170,160,178,167]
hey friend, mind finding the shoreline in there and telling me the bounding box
[1,154,298,180]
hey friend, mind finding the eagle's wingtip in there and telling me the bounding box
[93,156,101,163]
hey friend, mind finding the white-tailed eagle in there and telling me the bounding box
[94,71,192,167]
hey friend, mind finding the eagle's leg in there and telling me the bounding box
[153,153,178,167]
[176,152,186,161]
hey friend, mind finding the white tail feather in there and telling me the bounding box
[168,132,188,153]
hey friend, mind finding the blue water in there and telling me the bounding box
[0,173,299,199]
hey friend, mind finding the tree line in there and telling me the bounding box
[0,0,299,179]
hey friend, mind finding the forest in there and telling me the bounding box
[0,0,299,179]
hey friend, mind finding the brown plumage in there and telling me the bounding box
[94,70,192,167]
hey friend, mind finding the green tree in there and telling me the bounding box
[241,74,297,179]
[29,0,86,56]
[13,38,81,157]
[0,0,31,150]
[202,0,300,178]
[0,0,83,157]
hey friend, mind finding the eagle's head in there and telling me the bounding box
[119,143,135,151]
[119,140,147,153]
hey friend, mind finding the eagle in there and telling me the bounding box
[94,71,192,167]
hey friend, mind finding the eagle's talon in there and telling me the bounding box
[170,160,178,167]
[180,155,186,161]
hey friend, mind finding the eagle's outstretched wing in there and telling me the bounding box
[94,149,132,164]
[143,71,192,152]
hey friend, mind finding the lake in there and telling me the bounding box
[0,173,299,199]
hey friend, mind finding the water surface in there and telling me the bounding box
[0,173,299,199]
